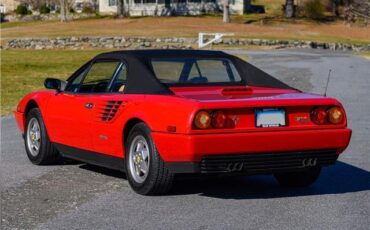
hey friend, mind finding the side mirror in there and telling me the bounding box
[44,78,67,92]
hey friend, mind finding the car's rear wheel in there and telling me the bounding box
[125,123,174,195]
[25,108,62,165]
[274,166,321,187]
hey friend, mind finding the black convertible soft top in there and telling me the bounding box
[93,49,293,95]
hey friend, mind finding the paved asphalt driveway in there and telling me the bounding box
[1,49,369,230]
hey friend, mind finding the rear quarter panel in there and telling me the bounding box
[118,94,199,134]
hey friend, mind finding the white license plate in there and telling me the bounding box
[256,109,286,128]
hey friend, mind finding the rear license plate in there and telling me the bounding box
[256,108,286,128]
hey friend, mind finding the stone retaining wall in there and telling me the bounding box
[3,37,369,51]
[4,13,96,22]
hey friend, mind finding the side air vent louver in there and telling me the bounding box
[100,101,123,122]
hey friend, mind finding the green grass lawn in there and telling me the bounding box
[1,49,108,115]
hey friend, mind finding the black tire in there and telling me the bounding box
[125,123,174,195]
[274,167,321,187]
[24,108,62,165]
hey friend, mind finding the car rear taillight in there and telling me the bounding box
[212,111,227,128]
[193,110,233,129]
[194,111,212,129]
[311,107,327,125]
[311,106,345,125]
[327,107,344,124]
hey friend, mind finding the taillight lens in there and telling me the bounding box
[194,111,211,129]
[212,111,227,128]
[311,107,327,125]
[311,106,345,125]
[327,107,344,124]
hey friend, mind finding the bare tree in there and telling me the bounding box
[332,0,340,16]
[345,0,370,24]
[284,0,295,18]
[59,0,68,22]
[223,0,230,23]
[58,0,75,22]
[117,0,125,18]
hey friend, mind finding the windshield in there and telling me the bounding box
[151,58,242,85]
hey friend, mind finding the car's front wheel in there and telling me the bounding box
[274,167,321,187]
[25,108,62,165]
[125,123,174,195]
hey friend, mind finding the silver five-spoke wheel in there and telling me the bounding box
[125,123,174,195]
[26,117,41,157]
[128,135,150,184]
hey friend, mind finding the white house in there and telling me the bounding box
[99,0,245,16]
[0,0,18,13]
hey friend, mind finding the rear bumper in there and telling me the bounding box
[152,128,352,173]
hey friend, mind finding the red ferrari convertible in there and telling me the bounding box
[15,50,351,195]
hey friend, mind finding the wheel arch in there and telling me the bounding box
[123,118,146,145]
[24,100,39,126]
[25,100,39,115]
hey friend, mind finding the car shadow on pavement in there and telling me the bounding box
[169,161,370,199]
[79,164,127,179]
[77,161,370,199]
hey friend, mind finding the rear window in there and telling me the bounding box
[151,58,242,85]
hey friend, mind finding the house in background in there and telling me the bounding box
[0,0,97,14]
[99,0,245,16]
[1,0,246,16]
[0,0,18,13]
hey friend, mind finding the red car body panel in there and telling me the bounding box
[15,90,54,133]
[14,50,352,175]
[15,85,352,165]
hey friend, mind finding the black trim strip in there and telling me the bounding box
[54,143,125,172]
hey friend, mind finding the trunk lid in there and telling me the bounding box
[169,86,345,132]
[170,86,336,106]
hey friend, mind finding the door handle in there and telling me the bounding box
[85,103,94,109]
